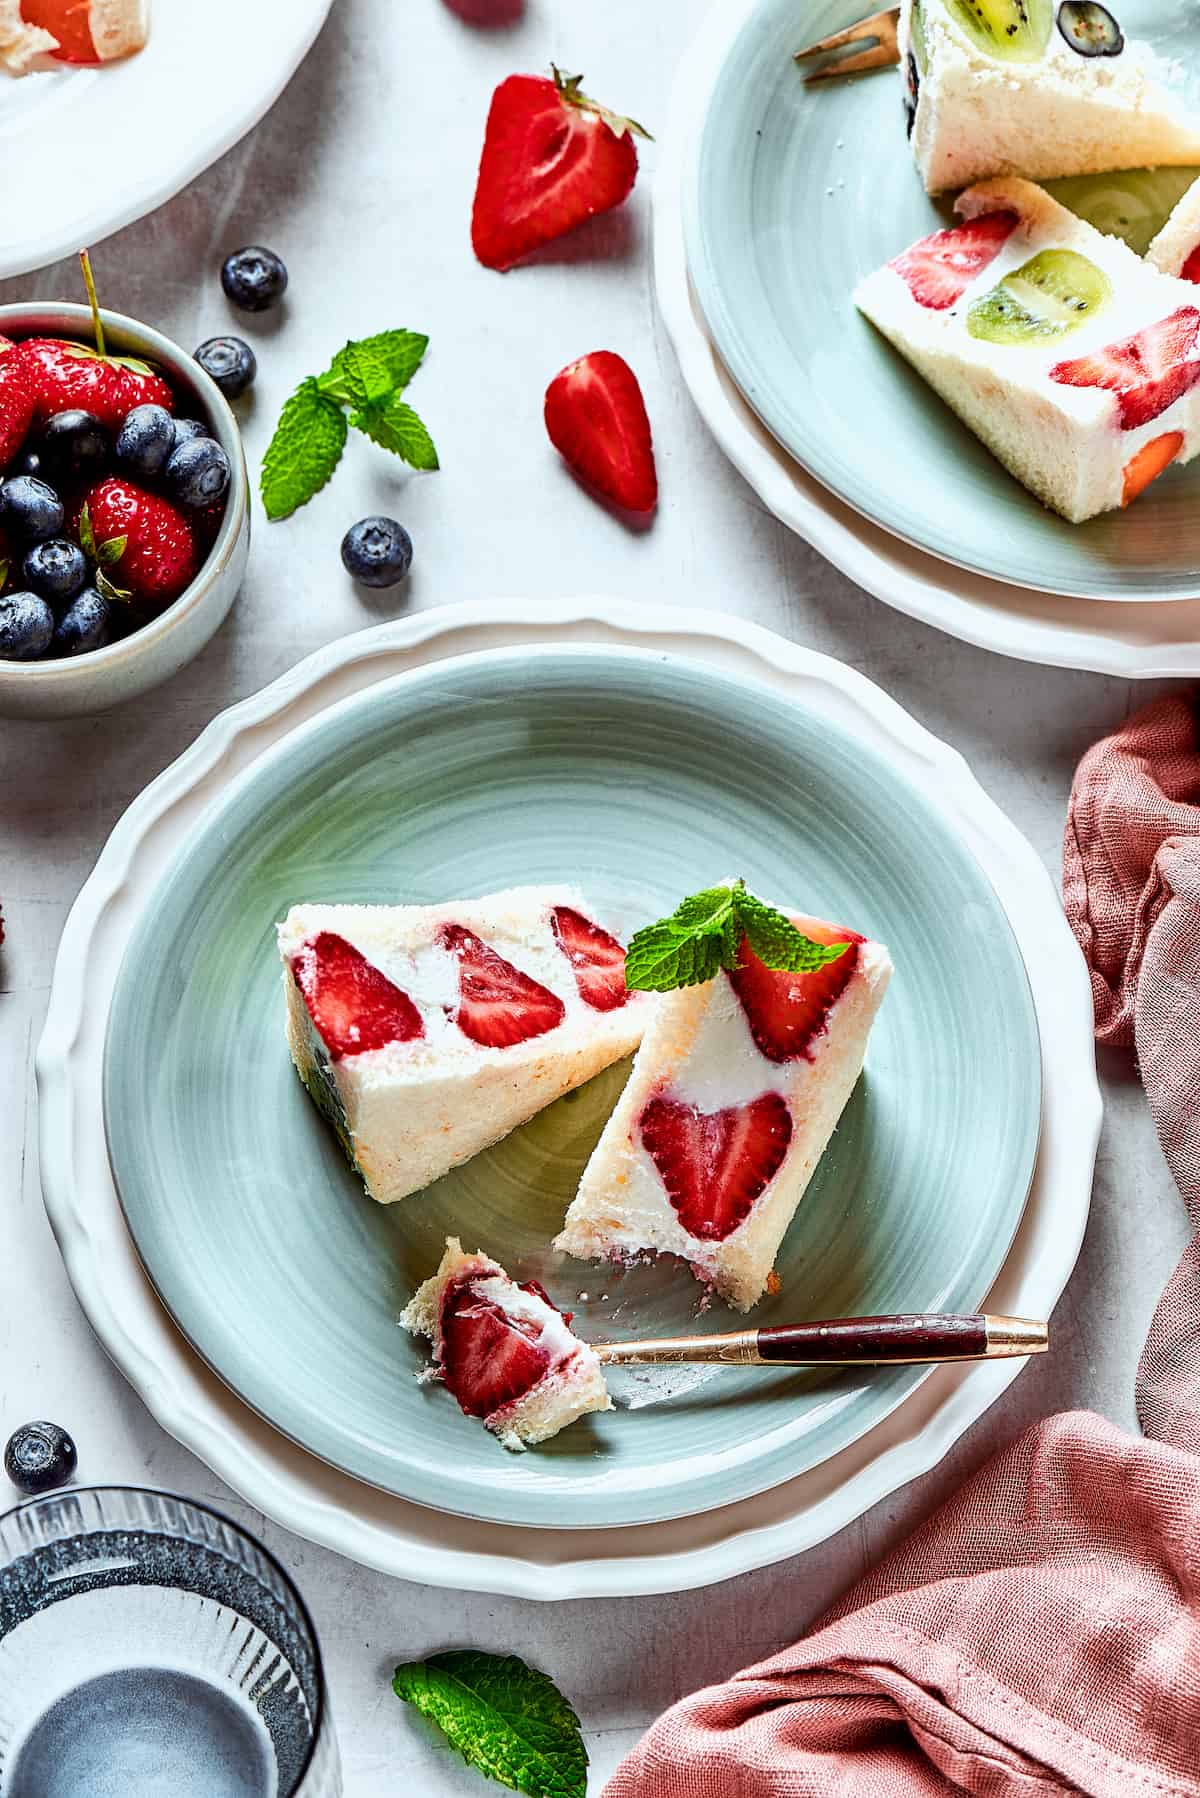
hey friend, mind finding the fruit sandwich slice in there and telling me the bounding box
[855,176,1200,522]
[902,0,1200,196]
[401,1236,612,1450]
[278,886,647,1205]
[555,909,892,1313]
[1148,177,1200,286]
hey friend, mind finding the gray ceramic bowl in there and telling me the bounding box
[0,303,250,719]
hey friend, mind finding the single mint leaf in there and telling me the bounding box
[261,376,348,521]
[320,329,428,402]
[352,396,439,470]
[393,1651,586,1798]
[321,339,394,412]
[97,534,127,568]
[737,890,851,972]
[624,920,727,992]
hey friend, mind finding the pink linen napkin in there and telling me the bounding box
[606,693,1200,1798]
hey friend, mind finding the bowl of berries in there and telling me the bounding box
[0,286,249,718]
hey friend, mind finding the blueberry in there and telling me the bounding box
[23,537,88,604]
[4,1421,78,1495]
[340,517,413,588]
[194,336,256,399]
[221,245,288,313]
[0,591,55,660]
[53,587,112,658]
[115,403,175,478]
[171,416,209,452]
[39,409,109,483]
[0,475,64,543]
[163,436,231,511]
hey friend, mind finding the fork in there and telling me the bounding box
[592,1313,1048,1366]
[794,5,901,83]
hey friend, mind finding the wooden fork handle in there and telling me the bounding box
[758,1314,1043,1363]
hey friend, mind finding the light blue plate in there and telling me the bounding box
[685,0,1200,599]
[103,646,1040,1529]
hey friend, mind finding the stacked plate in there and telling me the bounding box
[38,600,1101,1597]
[657,0,1200,675]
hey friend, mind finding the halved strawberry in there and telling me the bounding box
[551,904,630,1011]
[472,66,648,271]
[0,344,35,473]
[76,477,198,608]
[438,1273,552,1417]
[639,1091,793,1242]
[292,932,424,1060]
[1183,245,1200,286]
[16,336,174,429]
[728,925,861,1064]
[891,210,1018,311]
[544,351,657,513]
[1122,431,1184,506]
[1050,308,1200,430]
[438,923,566,1048]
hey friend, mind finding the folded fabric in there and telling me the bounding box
[607,693,1200,1798]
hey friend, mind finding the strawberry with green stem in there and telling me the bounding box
[16,251,174,429]
[75,477,198,609]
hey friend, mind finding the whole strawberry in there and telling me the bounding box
[18,339,175,431]
[0,343,35,473]
[544,350,657,514]
[78,477,198,608]
[472,66,650,272]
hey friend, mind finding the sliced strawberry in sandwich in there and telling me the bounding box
[439,923,566,1047]
[551,904,631,1011]
[292,932,424,1060]
[639,1092,793,1242]
[891,210,1019,311]
[728,925,861,1064]
[19,0,148,64]
[438,1274,552,1416]
[1050,307,1200,430]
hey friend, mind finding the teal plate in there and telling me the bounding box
[103,646,1040,1530]
[685,0,1200,600]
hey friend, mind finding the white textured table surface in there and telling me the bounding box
[0,1,1191,1791]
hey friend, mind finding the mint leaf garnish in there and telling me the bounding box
[263,329,437,519]
[261,377,348,521]
[393,1651,586,1798]
[320,329,428,402]
[352,396,439,470]
[624,877,850,993]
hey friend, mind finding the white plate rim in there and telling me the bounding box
[36,597,1101,1599]
[654,0,1200,677]
[0,0,333,281]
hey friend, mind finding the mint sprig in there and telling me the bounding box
[261,330,438,521]
[625,878,850,993]
[393,1651,586,1798]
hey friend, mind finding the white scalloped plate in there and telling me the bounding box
[0,0,332,281]
[36,600,1100,1599]
[655,0,1200,676]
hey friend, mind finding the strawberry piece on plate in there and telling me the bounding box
[19,0,148,64]
[1050,308,1200,430]
[439,922,566,1048]
[1122,431,1184,506]
[292,931,424,1061]
[0,344,34,473]
[17,337,174,430]
[551,903,631,1011]
[544,350,657,513]
[890,210,1019,311]
[471,66,646,271]
[728,925,862,1065]
[438,1273,553,1417]
[639,1091,794,1242]
[77,477,198,607]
